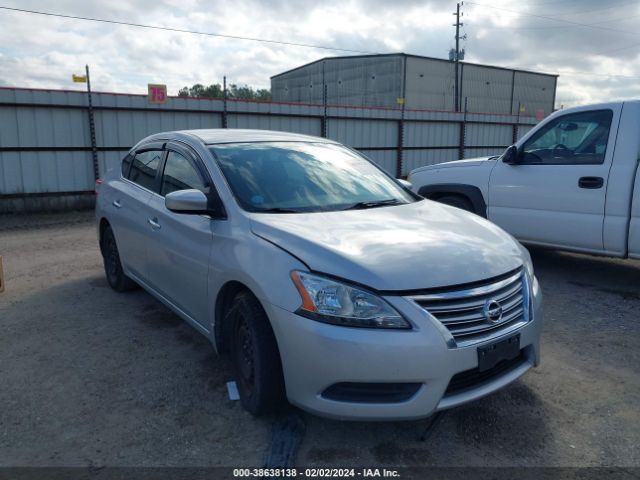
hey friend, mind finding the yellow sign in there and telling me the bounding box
[72,74,87,83]
[396,97,406,105]
[519,104,526,113]
[148,84,168,104]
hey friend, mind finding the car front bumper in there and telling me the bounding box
[264,276,543,421]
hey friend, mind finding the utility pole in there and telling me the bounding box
[223,75,228,128]
[85,65,99,181]
[452,2,464,112]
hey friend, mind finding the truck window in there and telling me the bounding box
[521,110,613,165]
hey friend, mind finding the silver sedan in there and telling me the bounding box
[96,129,542,420]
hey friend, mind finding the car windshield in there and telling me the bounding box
[209,142,417,213]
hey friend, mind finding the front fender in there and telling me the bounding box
[418,183,487,218]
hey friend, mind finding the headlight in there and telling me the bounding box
[290,271,411,329]
[519,244,534,280]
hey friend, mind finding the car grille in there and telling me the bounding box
[408,268,530,347]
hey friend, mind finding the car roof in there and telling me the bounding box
[144,129,338,146]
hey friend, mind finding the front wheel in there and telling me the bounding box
[436,195,474,213]
[227,291,286,415]
[101,225,137,292]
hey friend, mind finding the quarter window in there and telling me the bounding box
[521,110,613,165]
[161,151,206,196]
[128,150,162,190]
[121,153,133,177]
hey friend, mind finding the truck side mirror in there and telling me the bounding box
[502,145,520,165]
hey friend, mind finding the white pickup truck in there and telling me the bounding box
[408,101,640,259]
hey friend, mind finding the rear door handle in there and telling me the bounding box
[147,218,161,230]
[112,200,122,208]
[578,176,604,189]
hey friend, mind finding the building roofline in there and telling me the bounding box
[270,52,559,80]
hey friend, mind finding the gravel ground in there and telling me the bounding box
[0,211,638,468]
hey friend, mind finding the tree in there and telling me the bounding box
[177,83,271,101]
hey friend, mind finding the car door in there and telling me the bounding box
[107,145,165,280]
[145,144,214,328]
[488,106,621,251]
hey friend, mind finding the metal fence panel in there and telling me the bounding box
[0,87,542,211]
[465,123,513,147]
[227,114,321,136]
[403,149,461,175]
[98,150,129,179]
[464,147,505,158]
[0,106,89,148]
[0,150,93,194]
[327,119,397,148]
[517,124,534,139]
[404,121,459,148]
[358,149,397,174]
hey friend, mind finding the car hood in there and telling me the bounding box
[411,156,494,174]
[249,200,523,292]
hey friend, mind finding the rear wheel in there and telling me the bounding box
[101,225,137,292]
[436,194,474,213]
[227,291,286,415]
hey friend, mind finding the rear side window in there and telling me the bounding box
[128,150,162,190]
[121,154,133,177]
[161,151,206,196]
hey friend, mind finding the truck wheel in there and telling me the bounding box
[228,291,286,415]
[101,226,137,292]
[437,195,474,213]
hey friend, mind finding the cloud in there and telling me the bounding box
[0,0,638,106]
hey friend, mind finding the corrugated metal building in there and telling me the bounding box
[271,53,558,116]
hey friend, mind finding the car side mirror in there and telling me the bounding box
[397,178,413,189]
[165,189,221,217]
[502,145,520,165]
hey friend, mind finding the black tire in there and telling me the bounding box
[227,291,286,415]
[437,194,474,213]
[101,225,137,292]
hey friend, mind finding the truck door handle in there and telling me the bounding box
[578,177,604,189]
[112,200,122,208]
[147,218,161,230]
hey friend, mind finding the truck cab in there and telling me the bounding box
[409,101,640,259]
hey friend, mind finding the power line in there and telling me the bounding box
[536,1,640,17]
[466,1,640,36]
[508,64,640,79]
[466,13,640,30]
[0,5,379,55]
[594,40,640,56]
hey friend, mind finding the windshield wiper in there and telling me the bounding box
[254,207,302,213]
[341,199,405,210]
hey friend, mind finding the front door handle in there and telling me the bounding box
[112,200,122,208]
[147,218,161,230]
[578,176,604,189]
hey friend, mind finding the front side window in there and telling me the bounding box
[161,151,206,196]
[521,110,613,165]
[210,142,416,213]
[128,150,162,190]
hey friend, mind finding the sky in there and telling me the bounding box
[0,0,639,108]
